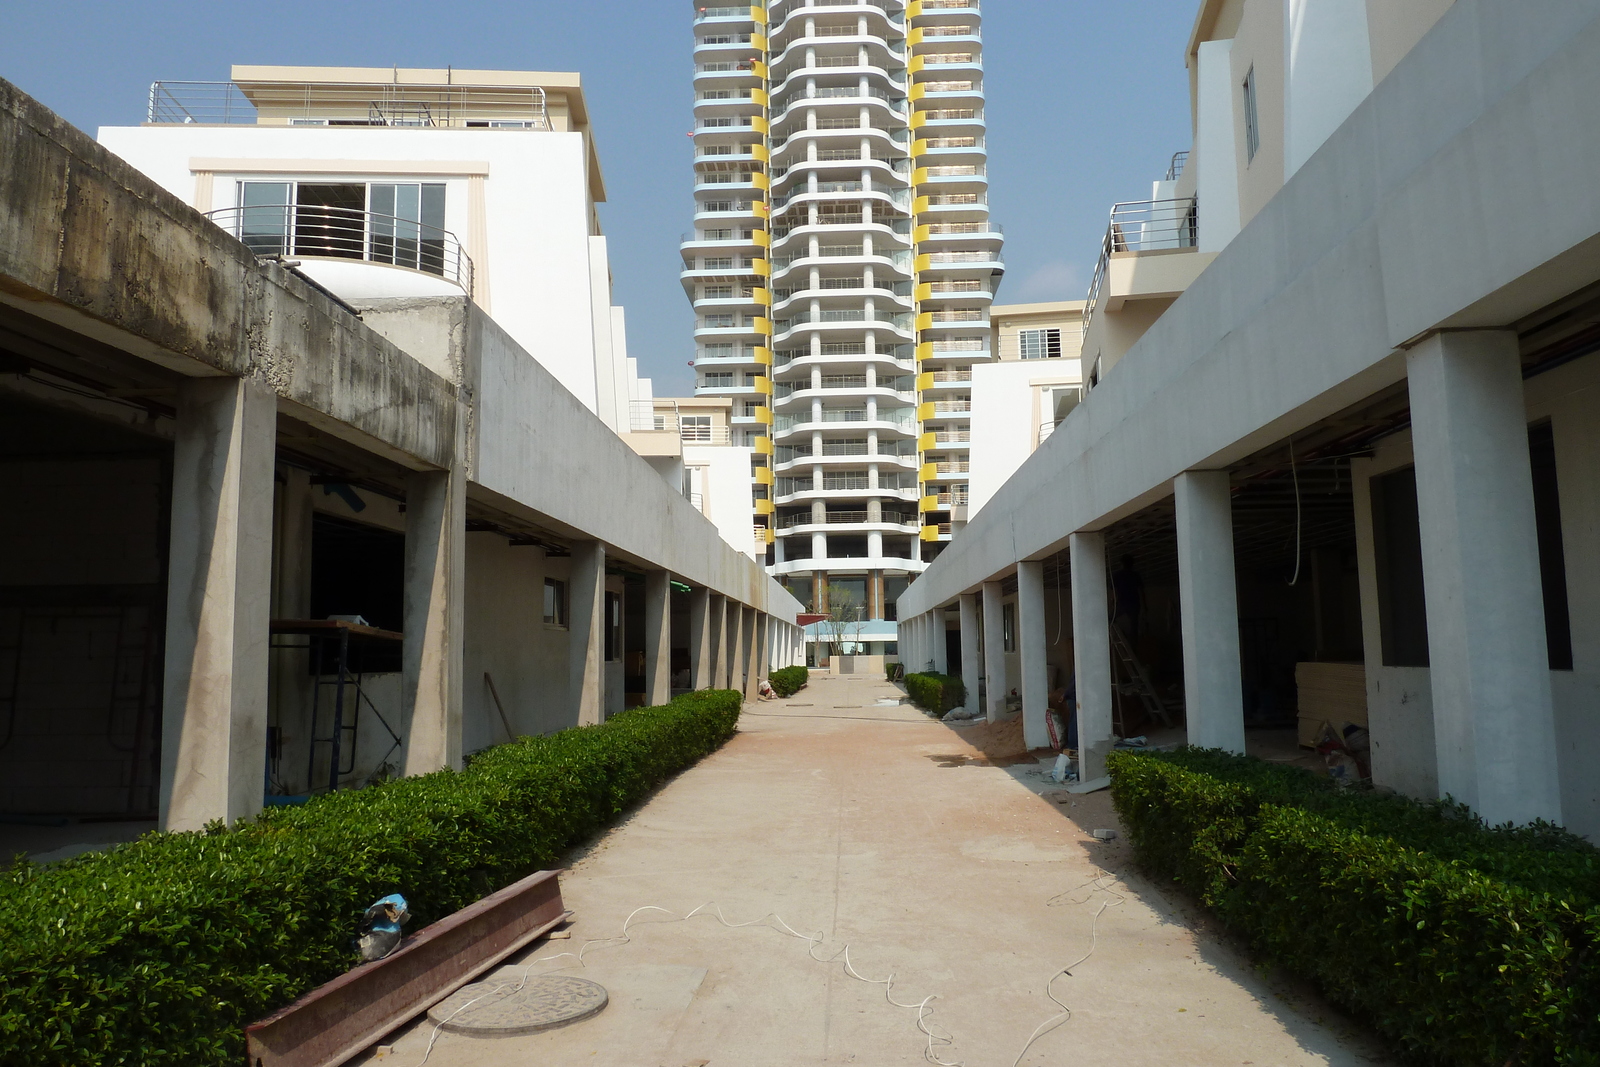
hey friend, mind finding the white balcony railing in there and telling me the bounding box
[1083,194,1198,338]
[205,204,473,295]
[147,80,548,129]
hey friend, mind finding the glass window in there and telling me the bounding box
[239,181,291,256]
[681,415,713,442]
[543,578,566,627]
[1018,328,1061,360]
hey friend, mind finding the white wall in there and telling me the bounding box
[969,359,1081,517]
[96,124,607,417]
[684,443,761,561]
[1285,0,1376,178]
[1194,38,1242,253]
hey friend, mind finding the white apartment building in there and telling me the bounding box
[683,0,1001,657]
[99,67,649,433]
[622,396,762,561]
[897,0,1600,839]
[968,300,1086,517]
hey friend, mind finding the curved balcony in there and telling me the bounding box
[769,555,926,579]
[772,157,912,195]
[772,384,915,411]
[773,451,919,474]
[771,291,911,319]
[772,349,914,376]
[206,204,472,299]
[771,312,914,346]
[771,247,913,280]
[771,182,911,216]
[695,5,764,25]
[770,124,908,160]
[770,88,908,125]
[770,11,903,49]
[774,410,918,441]
[774,488,921,510]
[768,60,906,101]
[769,217,911,250]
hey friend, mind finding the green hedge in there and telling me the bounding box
[769,665,808,697]
[1108,748,1600,1066]
[904,672,965,714]
[0,690,743,1066]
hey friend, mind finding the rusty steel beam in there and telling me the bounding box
[246,869,572,1067]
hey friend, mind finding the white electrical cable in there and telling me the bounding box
[1009,871,1127,1067]
[1288,438,1304,586]
[413,901,962,1067]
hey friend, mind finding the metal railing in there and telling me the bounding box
[1083,195,1198,338]
[1166,149,1190,182]
[148,80,547,128]
[205,204,472,293]
[630,401,733,444]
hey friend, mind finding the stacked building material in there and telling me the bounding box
[1295,662,1368,747]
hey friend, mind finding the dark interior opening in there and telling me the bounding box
[1371,466,1430,668]
[1529,422,1574,670]
[310,513,403,673]
[294,183,366,260]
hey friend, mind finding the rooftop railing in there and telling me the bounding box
[147,80,547,128]
[1082,194,1198,338]
[205,203,472,294]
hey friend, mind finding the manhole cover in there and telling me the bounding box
[427,975,608,1036]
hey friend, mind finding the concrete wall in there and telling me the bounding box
[969,359,1083,517]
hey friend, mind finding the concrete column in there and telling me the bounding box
[689,586,713,689]
[159,377,276,832]
[1407,330,1560,825]
[1071,531,1115,782]
[1018,561,1050,750]
[645,570,672,706]
[758,615,770,678]
[742,607,760,699]
[931,609,949,675]
[728,601,746,693]
[981,580,1007,722]
[568,541,606,726]
[959,593,982,715]
[402,466,466,775]
[706,593,726,689]
[1175,470,1246,753]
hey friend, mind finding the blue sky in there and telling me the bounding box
[1,1,1198,396]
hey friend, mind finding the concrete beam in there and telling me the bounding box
[159,377,276,831]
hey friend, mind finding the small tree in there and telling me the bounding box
[816,584,866,660]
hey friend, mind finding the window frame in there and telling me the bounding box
[543,577,567,628]
[1017,328,1062,360]
[1242,66,1261,162]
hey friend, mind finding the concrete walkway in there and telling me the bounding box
[362,673,1391,1067]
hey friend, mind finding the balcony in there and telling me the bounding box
[1082,195,1212,340]
[205,203,472,299]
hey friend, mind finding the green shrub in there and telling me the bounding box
[903,672,965,714]
[886,662,904,682]
[769,665,808,697]
[1109,748,1600,1066]
[0,690,742,1066]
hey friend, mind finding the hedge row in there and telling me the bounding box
[0,690,743,1066]
[769,665,808,697]
[904,672,965,714]
[1108,748,1600,1066]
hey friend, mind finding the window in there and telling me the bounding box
[743,401,763,416]
[237,180,447,274]
[702,285,734,299]
[701,373,733,388]
[543,578,567,627]
[702,257,734,269]
[605,592,622,662]
[1002,602,1016,652]
[681,415,713,442]
[1242,66,1260,162]
[1018,328,1061,360]
[702,313,735,328]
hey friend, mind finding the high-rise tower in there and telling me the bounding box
[684,0,1000,653]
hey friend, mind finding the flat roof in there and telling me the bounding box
[231,65,590,126]
[991,300,1087,316]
